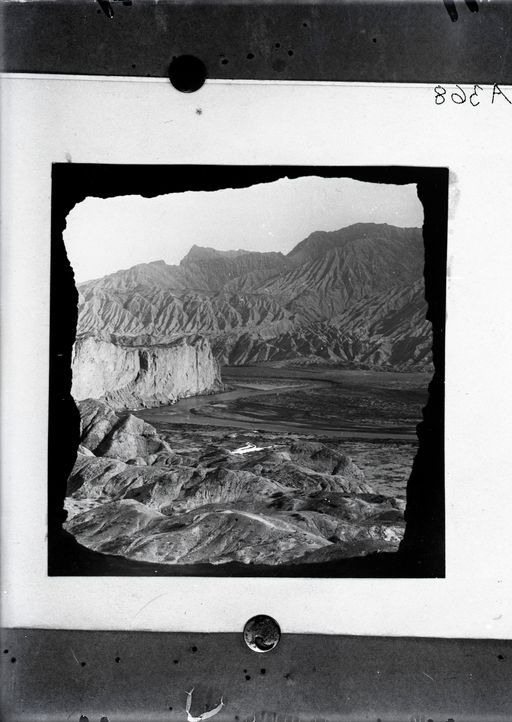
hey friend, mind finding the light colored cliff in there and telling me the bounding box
[71,335,222,410]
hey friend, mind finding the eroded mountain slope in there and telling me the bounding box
[75,223,431,370]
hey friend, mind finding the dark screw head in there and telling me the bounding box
[168,55,207,93]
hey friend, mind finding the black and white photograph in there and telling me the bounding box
[3,0,512,713]
[49,165,445,577]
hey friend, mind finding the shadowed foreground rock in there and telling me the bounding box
[64,400,406,566]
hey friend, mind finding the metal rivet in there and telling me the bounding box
[243,615,281,653]
[168,55,207,93]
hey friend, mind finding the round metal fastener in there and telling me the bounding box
[168,55,207,93]
[243,615,281,653]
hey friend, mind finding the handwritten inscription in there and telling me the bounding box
[434,84,511,106]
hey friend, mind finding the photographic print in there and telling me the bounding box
[49,165,446,577]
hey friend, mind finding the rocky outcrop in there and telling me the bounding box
[64,400,406,566]
[65,497,404,566]
[76,398,173,456]
[71,335,222,410]
[75,223,432,371]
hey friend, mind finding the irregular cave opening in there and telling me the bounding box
[48,164,446,577]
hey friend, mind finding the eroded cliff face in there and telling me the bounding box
[71,335,222,410]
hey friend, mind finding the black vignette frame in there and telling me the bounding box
[48,164,447,578]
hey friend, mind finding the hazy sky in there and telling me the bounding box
[64,176,423,282]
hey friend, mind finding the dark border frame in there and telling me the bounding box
[48,164,447,577]
[2,0,510,84]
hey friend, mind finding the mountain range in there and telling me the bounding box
[76,222,431,370]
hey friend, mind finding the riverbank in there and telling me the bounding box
[135,366,427,441]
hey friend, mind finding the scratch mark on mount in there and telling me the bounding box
[465,0,479,13]
[70,648,80,665]
[422,671,435,682]
[443,0,479,21]
[185,688,224,722]
[132,592,170,618]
